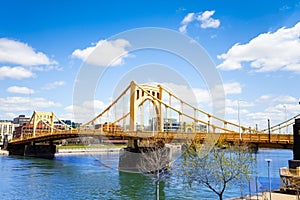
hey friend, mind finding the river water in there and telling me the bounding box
[0,148,292,200]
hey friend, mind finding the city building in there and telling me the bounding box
[149,117,207,132]
[163,118,180,132]
[54,120,82,130]
[0,120,15,147]
[13,115,30,127]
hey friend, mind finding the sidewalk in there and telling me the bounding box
[231,192,298,200]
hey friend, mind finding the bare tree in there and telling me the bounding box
[137,145,171,200]
[179,140,255,200]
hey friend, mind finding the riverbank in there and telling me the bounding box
[57,147,121,155]
[0,144,182,156]
[56,144,124,155]
[0,150,8,156]
[0,146,123,156]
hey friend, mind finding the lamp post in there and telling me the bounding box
[238,100,241,140]
[265,158,272,200]
[283,105,288,133]
[237,99,246,140]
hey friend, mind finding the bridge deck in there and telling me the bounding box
[9,129,293,149]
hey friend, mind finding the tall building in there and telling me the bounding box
[13,115,30,127]
[0,121,15,147]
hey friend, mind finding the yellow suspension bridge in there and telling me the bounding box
[7,81,297,150]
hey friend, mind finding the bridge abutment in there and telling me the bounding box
[7,143,57,159]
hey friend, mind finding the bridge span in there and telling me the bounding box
[9,129,294,149]
[3,81,298,170]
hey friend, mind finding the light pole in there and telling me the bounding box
[265,158,272,200]
[238,100,242,140]
[283,105,288,133]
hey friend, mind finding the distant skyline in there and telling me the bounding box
[1,0,300,130]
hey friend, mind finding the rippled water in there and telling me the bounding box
[0,149,292,200]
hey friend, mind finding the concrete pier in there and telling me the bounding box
[7,143,57,159]
[118,146,171,173]
[119,148,143,172]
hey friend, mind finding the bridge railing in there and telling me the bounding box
[262,113,300,133]
[11,125,294,146]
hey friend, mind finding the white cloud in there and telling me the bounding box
[179,10,220,33]
[256,94,273,103]
[225,99,254,108]
[196,10,220,29]
[221,98,254,126]
[273,95,298,103]
[179,13,195,33]
[223,82,242,95]
[0,38,56,66]
[66,100,108,122]
[234,94,300,130]
[225,106,249,115]
[153,82,206,105]
[256,94,297,104]
[181,12,195,24]
[217,22,300,73]
[7,86,35,94]
[179,24,188,33]
[0,97,61,112]
[72,39,131,67]
[30,65,63,72]
[43,81,66,90]
[0,112,16,120]
[0,66,35,80]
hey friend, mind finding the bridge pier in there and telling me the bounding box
[7,143,57,159]
[289,118,300,168]
[119,139,141,172]
[118,139,171,172]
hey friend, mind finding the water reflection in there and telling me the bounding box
[0,149,293,200]
[117,171,166,199]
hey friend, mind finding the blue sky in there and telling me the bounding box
[1,0,300,130]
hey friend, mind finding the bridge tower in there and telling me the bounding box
[129,81,163,131]
[127,81,163,148]
[7,111,57,159]
[119,82,169,172]
[29,111,55,137]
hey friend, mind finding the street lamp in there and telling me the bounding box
[283,105,288,133]
[265,158,272,200]
[238,100,243,140]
